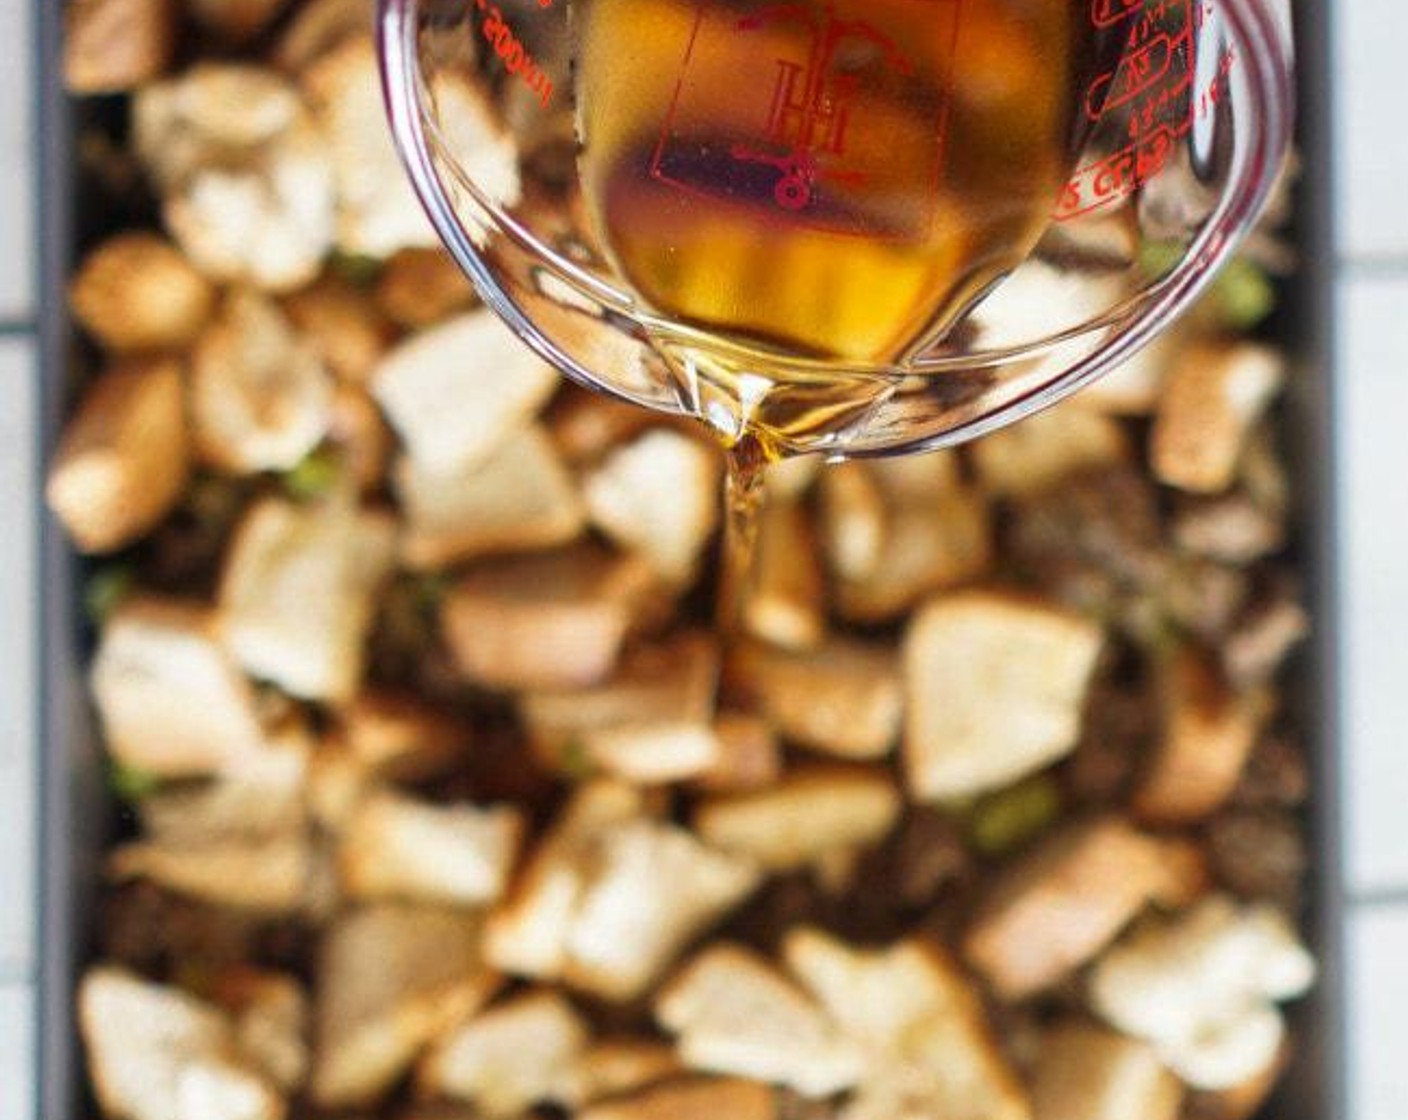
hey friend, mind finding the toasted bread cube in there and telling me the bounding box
[312,905,500,1108]
[70,233,214,352]
[1031,1022,1181,1120]
[1151,343,1284,494]
[783,929,1030,1120]
[1080,334,1175,415]
[110,835,312,914]
[731,639,902,760]
[581,1078,777,1120]
[584,429,721,584]
[587,722,724,784]
[284,275,396,385]
[547,389,662,468]
[1090,896,1315,1090]
[962,816,1168,1000]
[745,497,825,649]
[304,39,518,257]
[134,65,335,292]
[1132,647,1263,825]
[657,944,863,1096]
[80,967,284,1120]
[972,403,1130,498]
[695,769,901,872]
[819,463,886,582]
[695,713,782,793]
[419,990,588,1113]
[486,781,646,978]
[219,497,396,702]
[904,591,1103,801]
[192,290,335,474]
[334,691,469,782]
[396,426,586,569]
[340,791,523,907]
[764,454,821,500]
[47,358,190,554]
[519,633,720,767]
[441,545,653,691]
[273,0,372,71]
[65,0,176,93]
[328,384,394,494]
[187,0,290,41]
[372,310,558,473]
[1184,1046,1290,1120]
[571,1040,681,1104]
[91,597,266,777]
[376,248,477,329]
[563,819,761,1001]
[213,968,310,1093]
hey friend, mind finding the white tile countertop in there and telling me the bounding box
[1,1,1405,1116]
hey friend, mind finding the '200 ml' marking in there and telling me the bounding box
[475,0,554,108]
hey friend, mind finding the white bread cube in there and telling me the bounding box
[570,1040,681,1104]
[311,905,501,1108]
[731,639,902,760]
[819,463,887,582]
[219,497,396,701]
[65,0,177,93]
[418,990,588,1114]
[583,429,721,584]
[109,835,311,914]
[47,358,190,554]
[962,816,1170,1000]
[441,545,655,691]
[580,1078,777,1120]
[694,713,781,793]
[395,426,586,570]
[1031,1021,1181,1120]
[69,232,214,352]
[273,0,373,73]
[971,402,1130,498]
[586,721,724,785]
[80,967,284,1120]
[745,497,825,650]
[657,944,864,1096]
[1151,343,1284,494]
[903,591,1103,801]
[191,289,335,474]
[372,310,558,473]
[694,768,901,872]
[90,597,266,777]
[340,791,523,907]
[212,968,310,1094]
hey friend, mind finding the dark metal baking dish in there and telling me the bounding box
[32,0,1344,1115]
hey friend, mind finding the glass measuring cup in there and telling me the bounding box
[377,0,1294,458]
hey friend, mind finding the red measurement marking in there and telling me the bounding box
[650,0,964,238]
[476,4,553,107]
[1092,0,1142,27]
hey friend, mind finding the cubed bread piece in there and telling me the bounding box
[213,968,310,1093]
[745,497,825,650]
[134,65,335,291]
[396,426,586,569]
[1089,895,1315,1090]
[80,967,284,1120]
[486,781,646,978]
[219,497,396,701]
[971,403,1129,498]
[657,944,864,1095]
[139,729,311,846]
[581,1078,777,1120]
[519,633,720,768]
[695,769,901,872]
[340,791,523,907]
[419,990,588,1114]
[547,389,663,467]
[586,722,724,785]
[904,591,1103,801]
[584,429,721,584]
[1031,1021,1181,1120]
[730,639,901,760]
[783,929,1030,1120]
[187,0,290,41]
[563,819,761,1001]
[192,290,335,474]
[90,597,266,777]
[273,0,372,71]
[328,384,395,494]
[570,1040,681,1104]
[1080,333,1175,415]
[70,233,214,352]
[333,691,469,782]
[65,0,176,93]
[441,545,654,691]
[304,39,518,257]
[819,463,887,582]
[110,834,311,913]
[1151,343,1284,494]
[375,248,477,329]
[694,713,782,793]
[46,358,189,553]
[962,816,1170,1000]
[372,310,559,473]
[284,275,396,385]
[311,905,500,1108]
[1132,647,1264,825]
